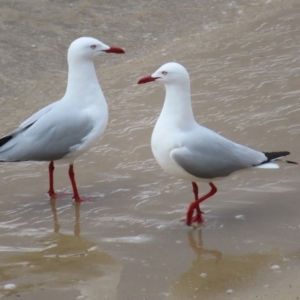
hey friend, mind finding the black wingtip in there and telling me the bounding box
[263,151,290,162]
[262,151,298,165]
[0,135,13,147]
[286,160,298,165]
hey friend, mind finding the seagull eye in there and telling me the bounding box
[91,45,97,49]
[162,71,168,75]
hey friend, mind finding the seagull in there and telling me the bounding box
[137,62,296,225]
[0,37,125,202]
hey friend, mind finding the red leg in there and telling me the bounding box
[68,164,84,202]
[191,181,202,218]
[186,182,217,226]
[192,182,198,201]
[47,161,57,199]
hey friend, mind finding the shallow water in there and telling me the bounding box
[0,0,300,299]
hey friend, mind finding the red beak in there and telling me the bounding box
[137,75,159,84]
[103,47,125,54]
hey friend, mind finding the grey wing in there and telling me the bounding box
[0,107,94,162]
[170,129,267,179]
[0,101,59,140]
[20,101,58,128]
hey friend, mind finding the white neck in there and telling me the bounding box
[159,82,196,129]
[64,59,104,102]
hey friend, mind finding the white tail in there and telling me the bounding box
[254,163,279,169]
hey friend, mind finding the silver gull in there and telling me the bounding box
[138,62,296,225]
[0,37,125,202]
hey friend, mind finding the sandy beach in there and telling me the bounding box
[0,0,299,299]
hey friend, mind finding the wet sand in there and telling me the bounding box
[0,0,300,299]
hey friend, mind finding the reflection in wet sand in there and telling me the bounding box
[170,229,298,300]
[0,201,122,300]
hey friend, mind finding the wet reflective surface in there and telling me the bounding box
[0,0,300,299]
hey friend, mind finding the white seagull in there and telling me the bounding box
[0,37,125,202]
[137,62,296,225]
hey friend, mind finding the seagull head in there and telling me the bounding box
[68,37,125,62]
[137,62,190,86]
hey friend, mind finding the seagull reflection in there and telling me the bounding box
[170,229,290,299]
[49,199,81,236]
[188,229,222,262]
[50,199,60,233]
[0,201,122,299]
